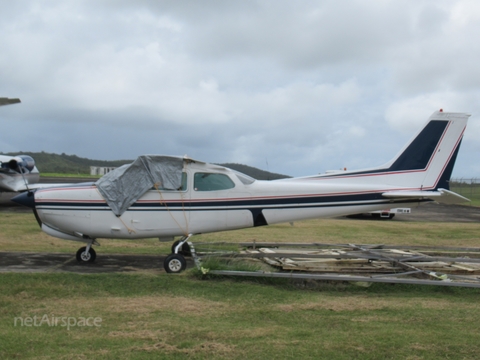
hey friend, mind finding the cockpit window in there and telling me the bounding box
[194,173,235,191]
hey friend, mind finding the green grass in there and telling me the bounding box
[1,273,480,359]
[1,212,480,359]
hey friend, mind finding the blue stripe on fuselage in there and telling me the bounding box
[35,191,422,213]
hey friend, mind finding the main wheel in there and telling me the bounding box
[76,246,96,263]
[171,240,191,256]
[164,253,187,273]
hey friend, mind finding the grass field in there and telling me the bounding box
[1,213,480,359]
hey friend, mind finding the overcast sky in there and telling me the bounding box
[1,0,479,178]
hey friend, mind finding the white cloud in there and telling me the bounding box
[385,92,478,133]
[385,95,450,133]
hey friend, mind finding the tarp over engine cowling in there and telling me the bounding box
[95,155,184,216]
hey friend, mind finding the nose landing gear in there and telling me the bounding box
[76,241,97,263]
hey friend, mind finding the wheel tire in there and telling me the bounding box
[76,246,96,263]
[171,240,191,257]
[164,253,187,273]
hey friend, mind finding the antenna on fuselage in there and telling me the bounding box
[266,158,270,181]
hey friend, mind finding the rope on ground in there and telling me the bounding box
[46,256,77,273]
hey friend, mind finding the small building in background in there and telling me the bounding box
[90,166,116,176]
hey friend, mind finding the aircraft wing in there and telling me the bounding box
[382,188,470,205]
[0,97,21,106]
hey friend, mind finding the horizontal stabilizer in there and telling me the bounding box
[382,188,470,205]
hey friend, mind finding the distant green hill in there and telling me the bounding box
[0,152,290,180]
[0,152,131,174]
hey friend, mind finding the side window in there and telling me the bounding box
[194,173,235,191]
[154,172,188,191]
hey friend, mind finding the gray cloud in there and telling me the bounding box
[0,0,479,177]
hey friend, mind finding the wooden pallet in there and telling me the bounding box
[242,246,480,275]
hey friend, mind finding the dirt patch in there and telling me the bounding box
[0,252,193,274]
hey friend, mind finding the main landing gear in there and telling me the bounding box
[163,253,187,273]
[76,241,97,263]
[73,236,192,273]
[163,234,192,274]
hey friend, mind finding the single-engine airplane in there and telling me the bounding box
[13,110,471,273]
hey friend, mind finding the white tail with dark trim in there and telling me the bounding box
[302,111,470,203]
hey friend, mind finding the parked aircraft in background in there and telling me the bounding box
[0,98,41,191]
[13,110,471,273]
[0,154,40,192]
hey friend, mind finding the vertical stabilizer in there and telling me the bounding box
[388,111,469,190]
[308,111,470,192]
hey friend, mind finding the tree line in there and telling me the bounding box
[0,152,290,180]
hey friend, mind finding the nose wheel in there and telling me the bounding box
[76,245,97,263]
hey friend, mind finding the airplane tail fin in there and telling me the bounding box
[311,110,470,203]
[382,110,469,191]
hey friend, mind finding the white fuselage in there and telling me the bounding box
[33,162,422,241]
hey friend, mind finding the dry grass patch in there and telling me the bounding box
[108,329,168,340]
[105,295,230,316]
[230,326,278,337]
[131,340,237,357]
[20,295,230,319]
[350,315,392,322]
[275,294,479,313]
